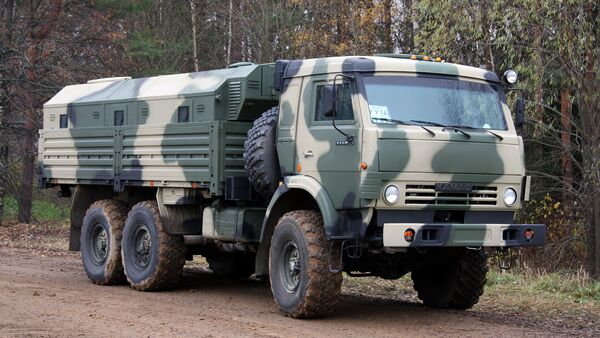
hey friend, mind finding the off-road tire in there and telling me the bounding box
[269,210,342,318]
[411,249,488,309]
[121,201,185,291]
[207,253,255,278]
[80,199,128,285]
[244,107,281,200]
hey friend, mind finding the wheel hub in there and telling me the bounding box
[282,241,301,293]
[91,224,108,264]
[133,225,152,269]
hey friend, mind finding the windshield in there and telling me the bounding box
[363,75,507,130]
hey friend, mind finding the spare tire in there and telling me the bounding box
[244,107,281,199]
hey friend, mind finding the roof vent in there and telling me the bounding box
[87,76,132,84]
[228,62,254,68]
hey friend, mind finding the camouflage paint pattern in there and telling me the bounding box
[38,55,545,250]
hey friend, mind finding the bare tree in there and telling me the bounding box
[190,0,199,72]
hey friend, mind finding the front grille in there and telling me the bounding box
[405,184,497,206]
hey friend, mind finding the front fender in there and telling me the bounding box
[254,175,372,277]
[262,175,371,241]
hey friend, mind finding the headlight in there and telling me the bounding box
[503,188,517,206]
[503,70,518,84]
[384,185,399,204]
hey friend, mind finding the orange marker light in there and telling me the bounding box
[360,162,368,170]
[149,180,155,188]
[410,55,417,60]
[435,57,442,62]
[296,163,302,173]
[524,229,534,241]
[404,229,416,242]
[423,56,430,61]
[191,182,198,189]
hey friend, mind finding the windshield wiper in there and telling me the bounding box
[446,124,503,141]
[409,119,446,127]
[373,118,436,137]
[410,120,471,139]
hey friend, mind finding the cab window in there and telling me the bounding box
[314,83,354,121]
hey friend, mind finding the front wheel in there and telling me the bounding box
[411,249,488,309]
[269,210,342,318]
[121,201,185,291]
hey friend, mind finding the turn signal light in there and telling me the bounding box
[360,162,368,170]
[410,55,417,60]
[404,229,415,242]
[524,229,534,241]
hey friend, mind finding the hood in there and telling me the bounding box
[377,129,522,176]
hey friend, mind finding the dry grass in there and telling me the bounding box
[0,220,69,254]
[341,268,600,333]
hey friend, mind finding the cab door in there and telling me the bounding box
[295,75,362,209]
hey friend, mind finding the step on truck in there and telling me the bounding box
[38,55,546,318]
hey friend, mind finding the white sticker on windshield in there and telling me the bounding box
[482,123,491,129]
[369,105,390,121]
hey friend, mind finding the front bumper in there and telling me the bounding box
[383,223,546,248]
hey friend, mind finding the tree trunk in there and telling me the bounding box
[383,0,393,52]
[530,6,545,167]
[226,0,233,67]
[0,0,15,226]
[401,0,414,53]
[190,0,199,72]
[560,89,573,211]
[480,0,494,71]
[0,105,7,226]
[17,131,35,223]
[17,0,63,224]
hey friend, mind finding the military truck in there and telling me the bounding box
[38,55,546,318]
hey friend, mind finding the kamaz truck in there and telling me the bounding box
[38,55,546,318]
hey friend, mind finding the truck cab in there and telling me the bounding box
[257,56,545,316]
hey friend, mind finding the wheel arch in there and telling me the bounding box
[70,185,114,251]
[254,175,371,276]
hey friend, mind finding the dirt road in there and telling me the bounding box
[0,246,584,338]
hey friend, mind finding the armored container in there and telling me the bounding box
[39,63,277,195]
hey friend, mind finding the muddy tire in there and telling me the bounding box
[80,199,128,285]
[269,210,342,318]
[121,201,185,291]
[244,107,281,200]
[411,249,488,309]
[207,253,255,278]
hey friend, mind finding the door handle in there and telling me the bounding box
[302,150,314,158]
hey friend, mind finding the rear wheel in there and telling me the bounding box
[269,210,342,318]
[411,249,488,309]
[80,199,128,285]
[121,201,185,291]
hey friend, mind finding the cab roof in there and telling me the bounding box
[283,56,499,82]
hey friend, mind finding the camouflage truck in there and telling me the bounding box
[38,55,546,318]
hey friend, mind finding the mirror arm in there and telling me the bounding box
[332,73,355,144]
[505,87,524,95]
[506,87,525,129]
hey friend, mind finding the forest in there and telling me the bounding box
[0,0,598,277]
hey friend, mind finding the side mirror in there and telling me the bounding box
[515,95,525,128]
[321,84,335,118]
